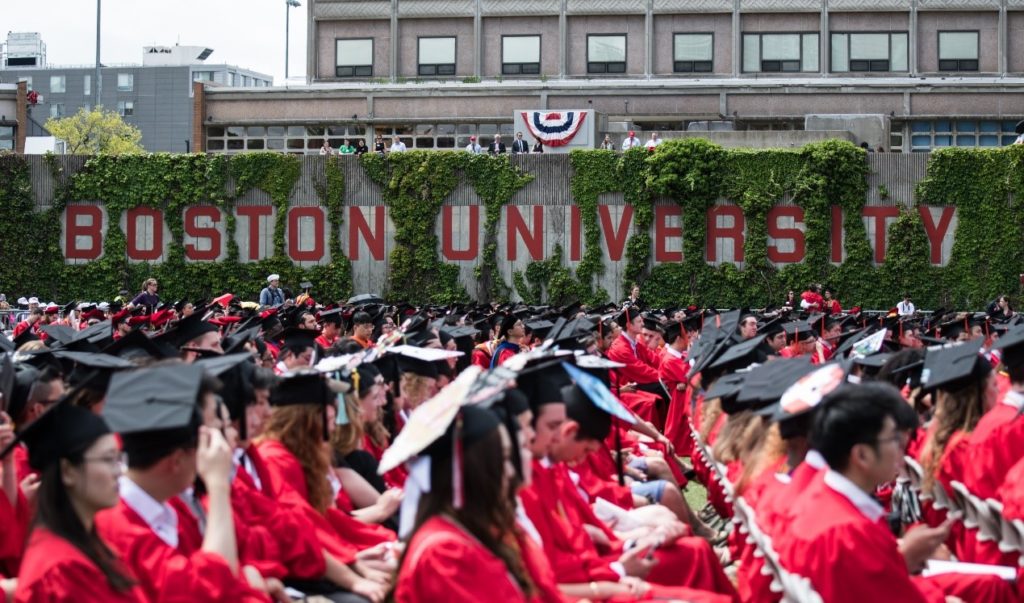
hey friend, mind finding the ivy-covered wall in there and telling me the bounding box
[1,142,1021,309]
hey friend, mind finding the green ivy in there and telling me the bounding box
[362,151,532,304]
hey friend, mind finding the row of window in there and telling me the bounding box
[22,73,134,93]
[206,123,519,153]
[908,120,1020,151]
[45,100,134,119]
[335,30,982,76]
[192,71,271,87]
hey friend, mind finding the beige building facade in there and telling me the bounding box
[197,0,1024,154]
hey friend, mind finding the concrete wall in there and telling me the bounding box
[30,152,959,301]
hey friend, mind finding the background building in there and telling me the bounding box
[0,33,273,152]
[196,0,1024,154]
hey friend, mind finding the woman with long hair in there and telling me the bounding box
[254,371,395,602]
[395,406,535,602]
[12,403,145,601]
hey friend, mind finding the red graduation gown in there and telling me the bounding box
[0,480,30,578]
[14,528,147,603]
[777,475,930,603]
[659,351,694,456]
[606,335,661,386]
[394,515,528,603]
[963,399,1024,500]
[95,499,266,603]
[251,439,394,563]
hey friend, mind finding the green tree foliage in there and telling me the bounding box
[45,107,144,155]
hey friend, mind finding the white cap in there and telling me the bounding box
[17,297,27,306]
[97,302,110,311]
[267,274,280,283]
[27,297,39,305]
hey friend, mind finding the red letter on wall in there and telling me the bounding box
[184,206,222,261]
[831,206,844,263]
[598,205,633,262]
[441,205,479,261]
[918,206,956,265]
[862,206,901,263]
[65,205,103,260]
[766,206,805,263]
[288,207,325,262]
[706,205,745,263]
[349,206,385,261]
[654,205,682,262]
[570,206,581,262]
[506,206,544,261]
[236,205,274,261]
[126,207,164,261]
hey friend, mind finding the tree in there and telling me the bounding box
[45,107,144,155]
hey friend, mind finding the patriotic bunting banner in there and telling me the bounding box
[520,111,588,147]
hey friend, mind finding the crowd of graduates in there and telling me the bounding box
[2,280,1024,602]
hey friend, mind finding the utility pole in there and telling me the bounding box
[285,0,301,81]
[94,0,102,107]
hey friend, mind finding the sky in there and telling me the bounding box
[4,0,308,83]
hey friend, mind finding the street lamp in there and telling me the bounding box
[285,0,301,81]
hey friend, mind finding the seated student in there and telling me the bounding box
[10,402,146,602]
[521,364,737,599]
[393,405,538,603]
[95,364,277,602]
[606,308,668,403]
[254,371,394,602]
[779,382,1015,603]
[274,328,318,374]
[490,314,525,368]
[659,320,694,456]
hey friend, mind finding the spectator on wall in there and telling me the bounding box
[389,136,407,153]
[511,132,529,154]
[487,134,507,155]
[621,130,641,150]
[464,136,482,154]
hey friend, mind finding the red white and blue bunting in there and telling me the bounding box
[520,111,588,147]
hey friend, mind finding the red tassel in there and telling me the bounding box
[452,413,464,509]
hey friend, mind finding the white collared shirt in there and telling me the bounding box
[119,476,179,548]
[805,449,828,470]
[621,332,638,356]
[1003,390,1024,411]
[665,345,684,360]
[234,448,263,491]
[823,470,885,523]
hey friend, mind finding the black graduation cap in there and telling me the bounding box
[641,315,662,332]
[852,352,892,369]
[164,312,220,348]
[938,316,969,341]
[280,327,319,354]
[102,364,204,453]
[4,398,111,471]
[78,320,115,348]
[496,313,519,340]
[524,319,554,340]
[41,325,76,346]
[270,371,337,438]
[13,328,39,348]
[705,371,748,413]
[102,330,170,362]
[783,320,815,343]
[663,321,683,344]
[993,325,1024,369]
[514,357,573,410]
[759,363,848,424]
[709,335,768,372]
[738,357,817,408]
[921,339,990,393]
[397,354,439,380]
[62,301,77,315]
[348,293,384,306]
[318,307,345,326]
[758,316,786,336]
[6,364,41,422]
[832,327,872,358]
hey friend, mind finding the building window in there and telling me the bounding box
[117,73,133,91]
[502,35,540,75]
[418,37,456,76]
[336,38,374,77]
[743,33,819,73]
[193,71,215,82]
[673,33,713,73]
[0,126,13,150]
[909,119,1017,151]
[117,100,134,116]
[831,32,908,72]
[938,31,979,71]
[587,34,626,73]
[17,76,32,91]
[49,103,65,118]
[84,75,91,96]
[50,75,66,93]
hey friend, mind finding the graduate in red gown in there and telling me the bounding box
[777,382,1016,603]
[658,320,693,456]
[7,402,146,603]
[253,371,393,602]
[606,308,664,396]
[94,364,279,603]
[394,405,537,603]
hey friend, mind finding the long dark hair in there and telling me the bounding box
[34,448,135,592]
[401,426,534,597]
